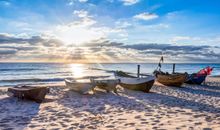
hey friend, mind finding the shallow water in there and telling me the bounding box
[0,63,219,86]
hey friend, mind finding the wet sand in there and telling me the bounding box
[0,76,220,130]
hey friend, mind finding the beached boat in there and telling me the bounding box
[115,71,155,92]
[154,71,187,87]
[185,74,207,85]
[91,78,120,93]
[65,79,96,94]
[185,66,213,85]
[153,56,187,87]
[7,86,49,103]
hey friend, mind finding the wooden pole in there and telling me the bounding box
[172,63,176,74]
[137,65,140,78]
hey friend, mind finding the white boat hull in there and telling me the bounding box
[116,75,155,92]
[65,79,95,94]
[91,79,120,93]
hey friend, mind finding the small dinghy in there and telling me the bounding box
[185,66,213,85]
[65,79,96,94]
[154,71,187,87]
[91,78,120,93]
[115,71,155,92]
[7,85,49,103]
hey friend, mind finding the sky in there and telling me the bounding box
[0,0,220,63]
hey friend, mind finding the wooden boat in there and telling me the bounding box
[154,71,187,87]
[7,86,49,103]
[65,79,96,94]
[91,78,120,93]
[115,71,155,92]
[185,66,213,85]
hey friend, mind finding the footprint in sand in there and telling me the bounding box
[153,119,160,123]
[151,123,157,126]
[140,121,148,124]
[140,118,146,121]
[50,123,58,126]
[134,115,141,119]
[194,122,202,125]
[203,128,212,130]
[124,123,135,126]
[62,118,71,122]
[118,118,127,121]
[106,125,115,128]
[49,128,60,130]
[158,123,164,126]
[71,123,79,126]
[144,113,152,116]
[2,128,14,130]
[28,124,40,128]
[87,125,96,129]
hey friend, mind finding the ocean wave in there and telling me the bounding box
[0,75,111,83]
[0,68,42,71]
[0,78,65,83]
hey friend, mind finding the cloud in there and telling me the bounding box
[122,43,220,62]
[171,36,191,43]
[73,10,89,18]
[0,48,17,55]
[1,33,220,63]
[79,0,88,2]
[81,38,124,47]
[51,10,126,45]
[68,0,88,5]
[134,12,159,21]
[170,36,220,46]
[0,33,63,47]
[120,0,140,5]
[0,1,11,7]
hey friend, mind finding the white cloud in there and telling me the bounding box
[115,21,132,29]
[79,0,88,2]
[1,33,220,63]
[68,0,88,5]
[51,10,125,45]
[120,0,140,6]
[72,10,96,27]
[171,36,190,43]
[0,1,11,6]
[170,35,220,46]
[134,12,158,21]
[73,10,89,18]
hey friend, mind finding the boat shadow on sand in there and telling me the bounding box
[59,86,220,116]
[201,82,220,91]
[178,84,220,98]
[0,96,40,130]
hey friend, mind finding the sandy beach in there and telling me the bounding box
[0,77,220,130]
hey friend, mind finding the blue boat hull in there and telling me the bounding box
[185,74,207,85]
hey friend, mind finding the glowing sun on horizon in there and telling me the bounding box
[70,64,85,78]
[55,24,104,45]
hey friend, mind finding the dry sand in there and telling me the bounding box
[0,76,220,130]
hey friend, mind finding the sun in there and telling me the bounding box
[70,64,85,78]
[55,24,104,45]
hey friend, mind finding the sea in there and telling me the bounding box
[0,63,220,86]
